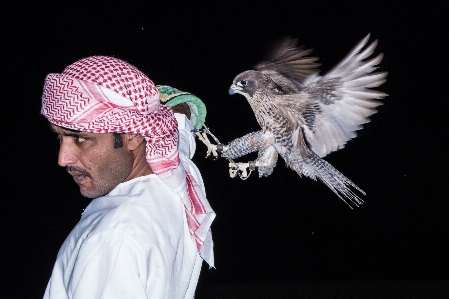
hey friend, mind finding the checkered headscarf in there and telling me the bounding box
[41,56,215,266]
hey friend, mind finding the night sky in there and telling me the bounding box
[2,1,448,298]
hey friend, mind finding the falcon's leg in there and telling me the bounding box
[195,129,266,159]
[224,131,275,179]
[228,146,277,178]
[223,130,274,159]
[255,146,278,177]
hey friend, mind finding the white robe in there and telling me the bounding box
[43,175,203,299]
[44,113,209,299]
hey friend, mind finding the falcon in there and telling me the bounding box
[204,35,387,208]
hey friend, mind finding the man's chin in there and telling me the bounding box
[79,189,98,199]
[78,182,99,199]
[79,184,111,199]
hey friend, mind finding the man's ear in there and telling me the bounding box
[126,134,146,151]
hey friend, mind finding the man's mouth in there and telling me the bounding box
[66,166,90,184]
[70,173,88,184]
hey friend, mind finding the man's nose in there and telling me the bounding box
[58,139,78,167]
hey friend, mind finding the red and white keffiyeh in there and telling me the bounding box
[41,56,215,266]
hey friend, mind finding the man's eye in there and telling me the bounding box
[75,137,86,143]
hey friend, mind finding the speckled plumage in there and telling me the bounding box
[225,35,388,207]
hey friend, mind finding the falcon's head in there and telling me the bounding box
[229,70,262,98]
[229,70,287,98]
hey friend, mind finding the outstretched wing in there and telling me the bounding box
[255,37,321,93]
[298,34,388,157]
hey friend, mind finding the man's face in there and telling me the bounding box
[51,125,134,198]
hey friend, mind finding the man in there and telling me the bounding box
[41,56,215,299]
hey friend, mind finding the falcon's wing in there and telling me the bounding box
[255,37,321,93]
[281,35,388,157]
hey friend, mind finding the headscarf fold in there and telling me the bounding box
[41,56,215,266]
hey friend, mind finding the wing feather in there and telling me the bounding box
[290,35,387,157]
[325,35,374,77]
[255,37,321,85]
[345,72,387,88]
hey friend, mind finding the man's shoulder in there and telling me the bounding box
[75,175,186,249]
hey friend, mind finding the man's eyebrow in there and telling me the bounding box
[49,124,83,136]
[62,131,87,138]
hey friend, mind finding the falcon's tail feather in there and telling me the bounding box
[291,155,365,208]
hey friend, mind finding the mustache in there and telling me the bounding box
[66,166,90,177]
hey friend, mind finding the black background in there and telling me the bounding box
[1,1,448,298]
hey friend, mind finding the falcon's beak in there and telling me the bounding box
[229,85,239,95]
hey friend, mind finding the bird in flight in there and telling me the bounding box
[201,34,387,208]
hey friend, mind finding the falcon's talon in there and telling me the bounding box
[195,132,219,158]
[229,162,252,179]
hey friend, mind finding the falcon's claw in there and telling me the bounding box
[195,132,219,158]
[229,162,253,179]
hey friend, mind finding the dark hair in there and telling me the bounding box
[112,132,123,148]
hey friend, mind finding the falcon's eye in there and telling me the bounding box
[238,80,248,87]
